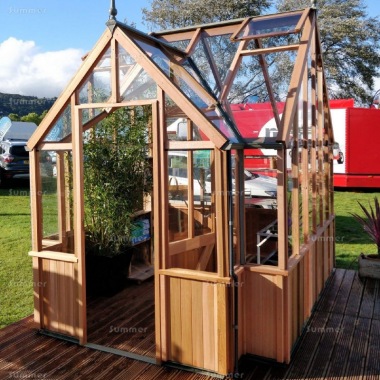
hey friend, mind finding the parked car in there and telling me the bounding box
[0,140,55,186]
[168,151,277,200]
[0,140,30,186]
[228,169,277,198]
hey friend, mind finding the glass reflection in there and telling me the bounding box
[44,104,71,142]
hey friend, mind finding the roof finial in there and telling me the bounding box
[109,0,117,20]
[311,0,317,9]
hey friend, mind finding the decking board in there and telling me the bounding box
[1,269,380,379]
[315,267,345,313]
[305,311,344,379]
[332,269,355,315]
[364,319,380,378]
[359,278,377,319]
[344,316,371,378]
[345,271,365,317]
[283,311,330,379]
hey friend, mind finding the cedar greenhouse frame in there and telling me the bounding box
[27,7,335,376]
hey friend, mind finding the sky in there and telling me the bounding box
[0,0,379,99]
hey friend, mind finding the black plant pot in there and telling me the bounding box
[86,249,133,297]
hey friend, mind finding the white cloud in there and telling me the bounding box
[0,37,84,98]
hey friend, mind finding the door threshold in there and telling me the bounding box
[38,329,79,344]
[85,343,157,365]
[38,330,156,365]
[165,361,225,379]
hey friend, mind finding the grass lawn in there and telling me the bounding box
[0,181,33,329]
[335,189,380,270]
[1,181,379,329]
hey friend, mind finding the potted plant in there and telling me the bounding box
[84,106,152,296]
[351,197,380,279]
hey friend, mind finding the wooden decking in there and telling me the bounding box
[1,269,380,379]
[87,278,155,358]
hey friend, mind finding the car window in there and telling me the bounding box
[10,145,29,157]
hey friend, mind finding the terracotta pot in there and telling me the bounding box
[358,253,380,280]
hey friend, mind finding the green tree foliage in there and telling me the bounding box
[7,110,48,125]
[39,110,49,125]
[276,0,380,105]
[20,112,41,125]
[84,107,153,256]
[142,0,270,30]
[8,113,20,121]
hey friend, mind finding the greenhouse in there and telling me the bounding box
[27,5,335,376]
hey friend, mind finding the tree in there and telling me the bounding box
[142,0,272,104]
[8,113,20,121]
[39,110,49,125]
[276,0,380,105]
[142,0,270,30]
[20,112,41,125]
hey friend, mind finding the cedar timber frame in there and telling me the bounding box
[27,6,335,377]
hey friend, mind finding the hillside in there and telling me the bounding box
[0,92,56,117]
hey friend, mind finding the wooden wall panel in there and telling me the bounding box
[316,239,323,296]
[288,258,306,352]
[237,270,245,358]
[290,267,299,345]
[40,259,79,338]
[244,271,279,360]
[169,276,182,363]
[242,217,336,364]
[165,276,230,374]
[191,280,204,368]
[202,279,216,371]
[180,279,193,365]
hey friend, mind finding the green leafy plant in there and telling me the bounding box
[84,107,152,257]
[351,197,380,257]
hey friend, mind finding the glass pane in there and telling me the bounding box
[203,109,240,143]
[237,13,303,40]
[40,150,75,253]
[134,39,172,75]
[40,151,58,241]
[229,50,295,105]
[193,150,213,236]
[79,47,112,104]
[168,151,189,243]
[189,40,219,97]
[166,117,211,142]
[168,40,190,51]
[134,38,213,107]
[118,46,158,101]
[246,33,301,50]
[43,103,71,142]
[243,155,278,266]
[165,96,210,142]
[168,149,216,272]
[82,108,103,126]
[118,44,136,84]
[204,34,237,84]
[121,69,157,101]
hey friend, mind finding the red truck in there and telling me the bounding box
[231,99,380,188]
